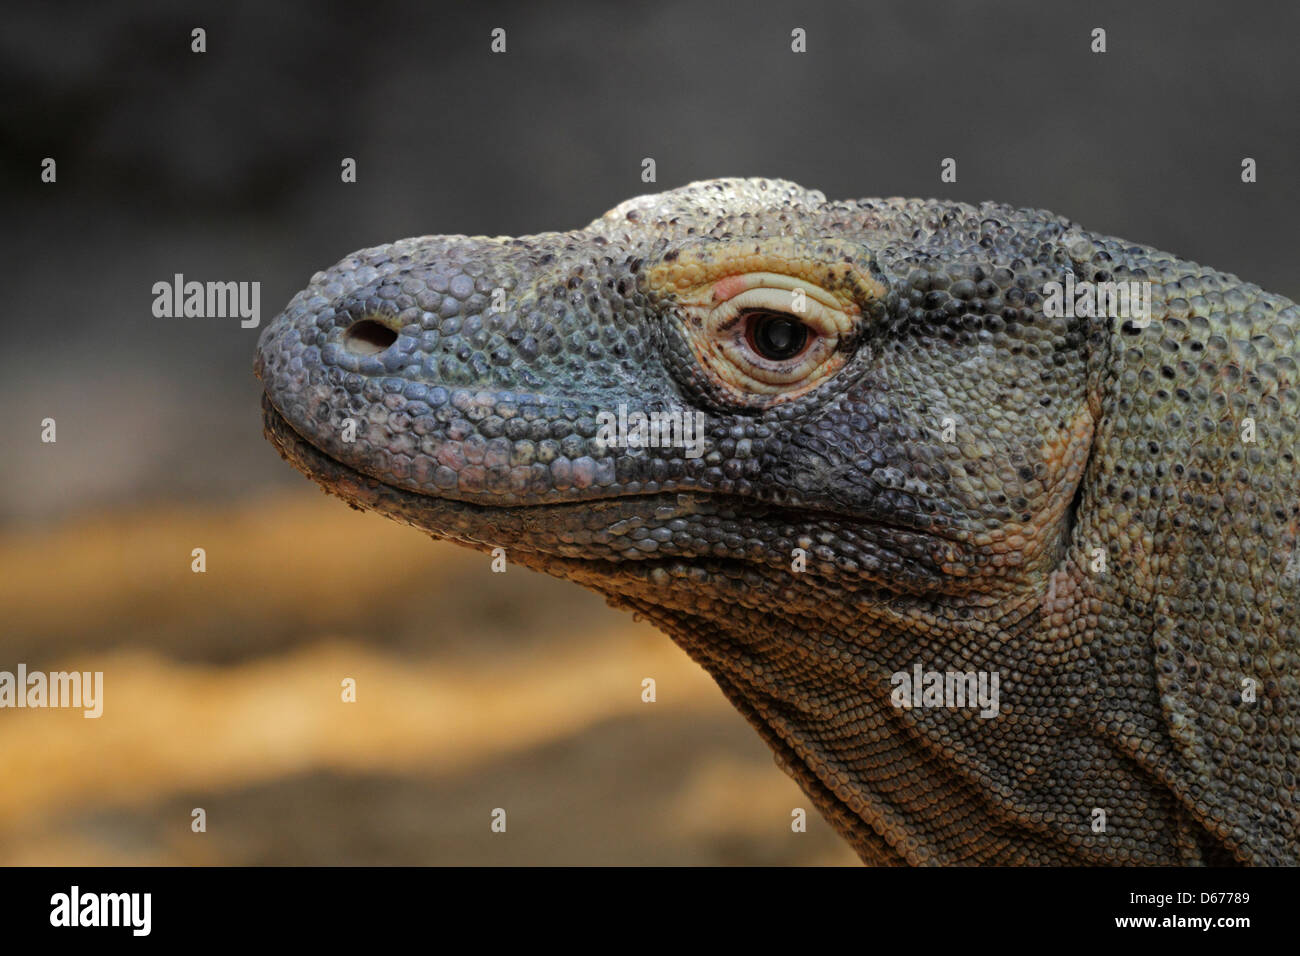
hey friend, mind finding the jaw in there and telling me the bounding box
[262,393,761,586]
[261,392,967,603]
[262,393,685,552]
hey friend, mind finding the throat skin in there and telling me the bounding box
[604,561,1186,866]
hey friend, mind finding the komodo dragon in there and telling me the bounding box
[255,178,1299,865]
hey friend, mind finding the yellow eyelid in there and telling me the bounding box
[645,238,887,307]
[646,240,880,406]
[713,287,849,337]
[676,270,856,310]
[720,272,847,307]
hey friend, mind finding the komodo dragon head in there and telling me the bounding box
[256,178,1299,865]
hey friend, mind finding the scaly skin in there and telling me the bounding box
[255,179,1299,865]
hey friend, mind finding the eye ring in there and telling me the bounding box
[742,310,811,362]
[657,272,860,405]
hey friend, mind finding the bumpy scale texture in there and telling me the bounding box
[256,179,1299,865]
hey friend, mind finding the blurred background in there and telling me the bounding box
[0,0,1295,864]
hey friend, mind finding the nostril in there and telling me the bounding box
[342,319,398,355]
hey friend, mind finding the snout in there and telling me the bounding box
[254,232,683,506]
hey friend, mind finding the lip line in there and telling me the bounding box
[260,391,951,541]
[260,393,715,517]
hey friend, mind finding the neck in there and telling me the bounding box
[621,580,1130,864]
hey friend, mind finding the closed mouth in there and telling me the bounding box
[260,390,955,554]
[259,393,731,537]
[261,392,693,513]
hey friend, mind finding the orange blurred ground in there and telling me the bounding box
[0,490,856,865]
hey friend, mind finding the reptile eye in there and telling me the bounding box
[744,310,810,361]
[652,255,872,407]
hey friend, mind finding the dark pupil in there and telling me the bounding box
[748,312,808,360]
